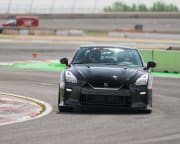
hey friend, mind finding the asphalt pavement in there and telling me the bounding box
[0,41,180,144]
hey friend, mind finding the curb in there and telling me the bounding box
[0,92,52,126]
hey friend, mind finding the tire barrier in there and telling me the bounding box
[134,24,143,31]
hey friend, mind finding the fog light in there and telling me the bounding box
[139,91,146,95]
[66,88,72,92]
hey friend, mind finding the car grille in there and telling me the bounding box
[79,95,131,106]
[89,82,128,89]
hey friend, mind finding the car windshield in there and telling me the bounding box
[7,19,16,25]
[72,47,143,68]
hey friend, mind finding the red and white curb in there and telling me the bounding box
[0,92,52,126]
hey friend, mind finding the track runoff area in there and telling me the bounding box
[0,36,179,126]
[0,60,180,78]
[0,59,179,126]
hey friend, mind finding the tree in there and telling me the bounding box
[138,4,147,11]
[103,1,179,12]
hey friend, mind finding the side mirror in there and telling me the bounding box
[147,61,156,70]
[60,57,68,66]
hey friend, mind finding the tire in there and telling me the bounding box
[58,88,61,105]
[137,109,152,114]
[145,109,152,114]
[58,87,73,112]
[0,28,3,34]
[58,106,73,113]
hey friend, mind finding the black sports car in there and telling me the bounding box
[58,45,156,112]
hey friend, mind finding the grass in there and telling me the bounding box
[85,30,107,36]
[0,61,180,78]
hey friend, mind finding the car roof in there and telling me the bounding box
[80,44,137,50]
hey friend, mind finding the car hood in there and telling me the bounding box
[71,65,145,86]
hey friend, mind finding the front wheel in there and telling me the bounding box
[58,88,61,105]
[0,28,3,34]
[144,109,152,114]
[58,106,73,113]
[58,87,73,112]
[136,109,152,114]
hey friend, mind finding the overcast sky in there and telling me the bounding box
[0,0,180,13]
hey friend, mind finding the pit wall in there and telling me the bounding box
[140,50,180,73]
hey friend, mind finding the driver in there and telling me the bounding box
[89,49,101,63]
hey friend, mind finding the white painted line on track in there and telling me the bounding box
[30,40,54,44]
[0,38,93,45]
[0,62,15,66]
[0,39,14,42]
[0,59,59,66]
[0,92,52,126]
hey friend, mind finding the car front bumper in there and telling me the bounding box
[59,84,152,110]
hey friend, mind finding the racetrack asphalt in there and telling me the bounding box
[1,34,180,50]
[0,39,180,144]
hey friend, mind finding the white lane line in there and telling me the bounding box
[0,39,14,42]
[0,38,91,44]
[30,40,54,44]
[0,59,59,66]
[0,92,52,126]
[0,62,15,66]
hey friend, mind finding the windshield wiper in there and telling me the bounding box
[103,63,118,65]
[118,64,130,69]
[72,62,84,64]
[119,64,129,66]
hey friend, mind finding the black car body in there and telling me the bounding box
[58,45,156,112]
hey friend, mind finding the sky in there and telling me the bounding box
[0,0,180,13]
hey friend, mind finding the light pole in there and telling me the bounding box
[29,0,34,14]
[72,0,76,13]
[7,0,12,14]
[93,0,98,13]
[50,0,54,13]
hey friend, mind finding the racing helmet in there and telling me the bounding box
[89,48,101,62]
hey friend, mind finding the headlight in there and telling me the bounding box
[135,73,148,86]
[65,71,77,83]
